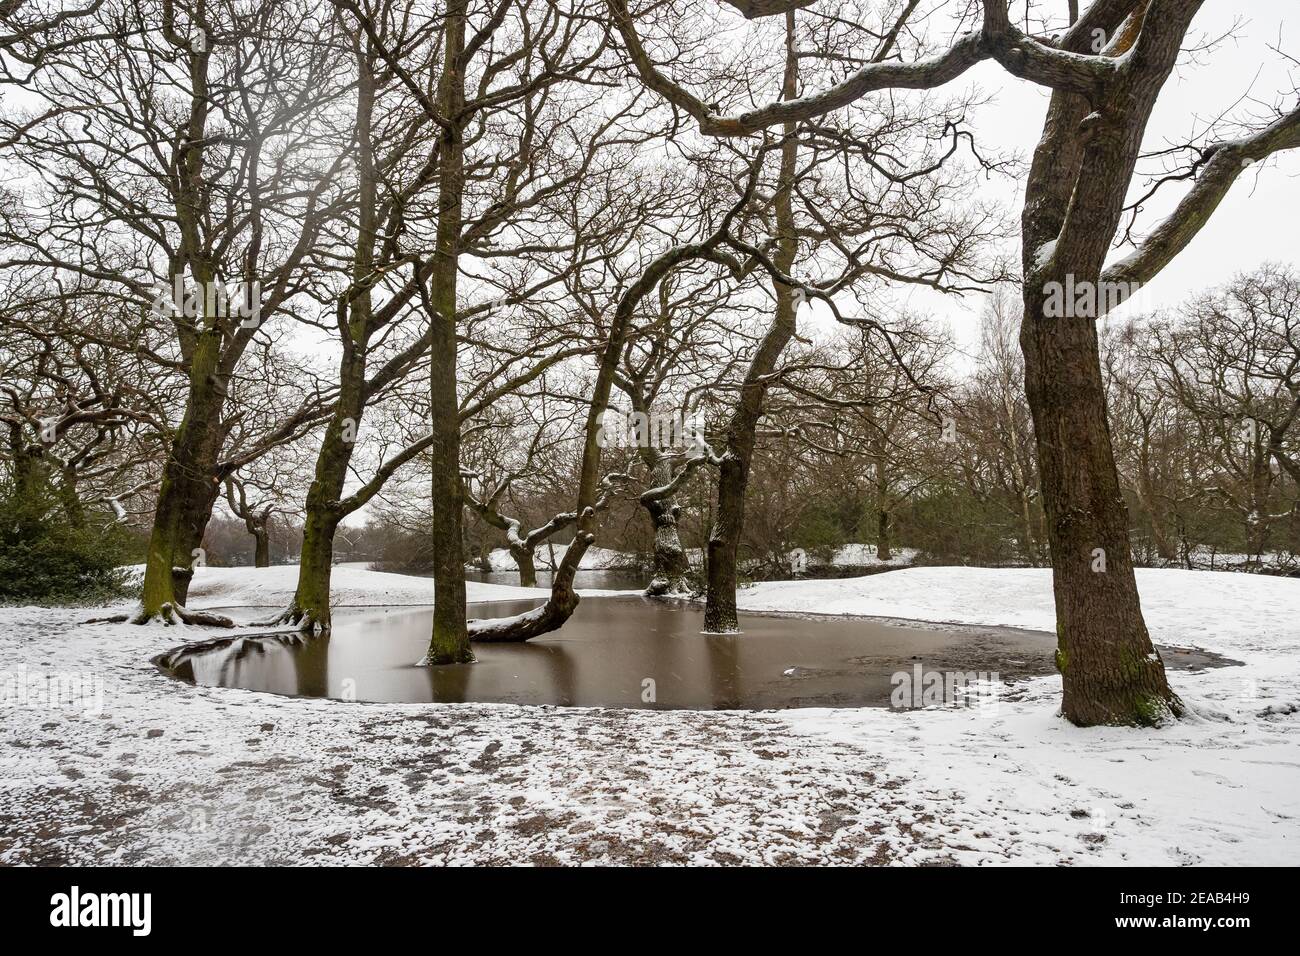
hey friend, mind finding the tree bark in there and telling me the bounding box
[269,282,370,633]
[1020,295,1178,725]
[252,518,271,568]
[703,14,799,632]
[1010,2,1192,725]
[137,40,231,622]
[58,464,85,529]
[640,457,693,593]
[291,500,340,629]
[874,437,892,561]
[274,394,358,631]
[1133,477,1177,562]
[139,328,227,618]
[510,544,538,588]
[424,0,472,665]
[644,493,692,595]
[270,36,379,633]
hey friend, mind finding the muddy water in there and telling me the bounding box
[158,597,1229,710]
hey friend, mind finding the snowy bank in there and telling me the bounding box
[737,566,1294,659]
[1,564,1297,865]
[183,563,553,608]
[471,545,640,573]
[744,567,1300,865]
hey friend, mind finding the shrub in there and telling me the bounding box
[0,481,137,604]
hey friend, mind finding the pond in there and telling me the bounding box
[157,597,1229,711]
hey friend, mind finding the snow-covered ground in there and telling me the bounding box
[471,545,640,573]
[823,543,918,568]
[1,565,1296,865]
[185,563,556,607]
[746,568,1300,864]
[467,541,917,576]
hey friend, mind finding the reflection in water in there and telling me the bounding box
[706,633,742,709]
[163,597,1068,710]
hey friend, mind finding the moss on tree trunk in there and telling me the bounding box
[1021,291,1181,726]
[139,327,227,619]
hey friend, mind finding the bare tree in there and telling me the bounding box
[612,0,1300,724]
[1,0,354,623]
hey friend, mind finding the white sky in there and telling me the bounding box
[888,0,1300,357]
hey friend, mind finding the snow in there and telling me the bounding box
[735,566,1295,661]
[1033,237,1058,271]
[1,565,1297,865]
[824,543,917,568]
[472,545,639,573]
[755,568,1300,864]
[182,563,554,608]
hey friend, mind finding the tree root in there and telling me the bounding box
[644,574,694,598]
[85,613,131,624]
[89,603,235,627]
[253,606,330,634]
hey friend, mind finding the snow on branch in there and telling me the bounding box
[1102,103,1300,305]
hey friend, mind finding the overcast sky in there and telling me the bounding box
[4,2,1294,364]
[887,0,1300,358]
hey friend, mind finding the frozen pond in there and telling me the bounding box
[156,596,1230,710]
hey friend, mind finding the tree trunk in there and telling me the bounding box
[270,38,383,632]
[137,40,228,622]
[703,15,798,632]
[10,443,45,503]
[1136,488,1177,563]
[253,520,271,568]
[1019,488,1040,565]
[1001,388,1039,564]
[291,502,340,630]
[173,477,222,605]
[58,465,85,529]
[271,299,369,630]
[139,330,227,618]
[874,442,891,561]
[1020,293,1179,726]
[424,0,472,665]
[1246,449,1273,563]
[1150,523,1177,563]
[511,544,538,588]
[704,452,747,631]
[278,405,359,632]
[1008,5,1194,726]
[643,457,692,595]
[644,496,692,595]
